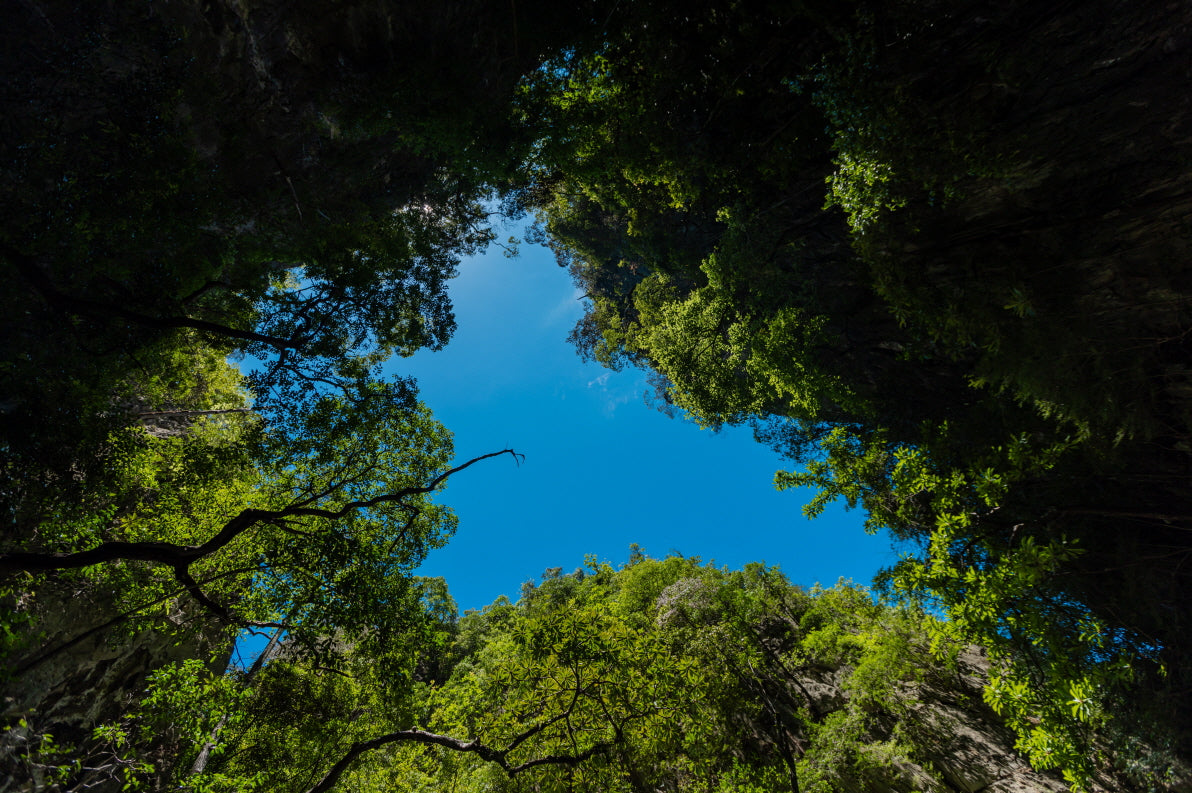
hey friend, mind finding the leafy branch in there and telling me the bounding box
[0,450,523,625]
[304,721,615,793]
[0,450,521,575]
[11,565,263,677]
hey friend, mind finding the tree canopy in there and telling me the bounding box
[516,0,1192,783]
[129,557,1154,793]
[4,0,1192,790]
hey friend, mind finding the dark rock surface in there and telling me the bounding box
[1,581,231,792]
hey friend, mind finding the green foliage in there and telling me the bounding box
[1,8,560,790]
[775,421,1181,787]
[140,556,1002,793]
[5,1,1192,790]
[517,3,1192,787]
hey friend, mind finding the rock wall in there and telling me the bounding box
[790,645,1190,793]
[0,580,232,792]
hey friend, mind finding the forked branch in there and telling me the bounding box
[0,450,522,574]
[305,724,614,793]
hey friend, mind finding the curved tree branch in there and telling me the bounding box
[304,726,612,793]
[281,449,525,521]
[0,450,523,574]
[173,565,238,625]
[135,408,254,418]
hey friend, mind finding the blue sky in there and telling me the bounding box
[396,229,900,613]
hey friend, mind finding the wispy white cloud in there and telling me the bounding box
[585,371,644,417]
[601,390,635,417]
[543,287,586,328]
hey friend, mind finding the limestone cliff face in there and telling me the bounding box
[0,581,231,792]
[792,646,1190,793]
[856,649,1074,793]
[654,578,1152,793]
[889,0,1192,419]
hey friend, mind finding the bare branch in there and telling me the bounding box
[174,565,238,625]
[0,510,269,572]
[281,449,524,521]
[505,741,612,774]
[0,450,522,574]
[304,636,615,793]
[303,727,611,793]
[180,280,234,306]
[306,730,499,793]
[1060,508,1192,525]
[135,408,253,418]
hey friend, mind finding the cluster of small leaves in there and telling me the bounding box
[779,425,1170,788]
[126,554,1007,793]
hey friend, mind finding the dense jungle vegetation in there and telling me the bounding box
[2,0,1191,790]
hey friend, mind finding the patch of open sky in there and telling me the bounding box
[394,230,899,613]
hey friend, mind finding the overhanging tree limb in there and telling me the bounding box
[173,565,238,625]
[0,450,522,574]
[304,726,614,793]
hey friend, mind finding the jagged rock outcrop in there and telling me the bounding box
[896,649,1073,793]
[655,575,1186,792]
[792,645,1185,793]
[0,581,232,792]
